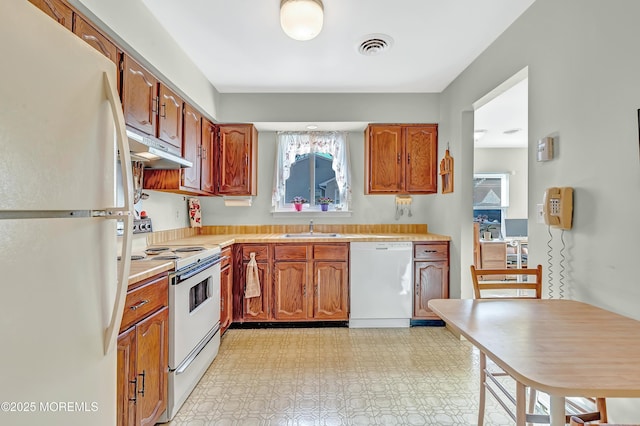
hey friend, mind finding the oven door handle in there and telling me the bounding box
[174,324,220,375]
[175,257,223,283]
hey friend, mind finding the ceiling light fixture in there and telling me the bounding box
[280,0,324,41]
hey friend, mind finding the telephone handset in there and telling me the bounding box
[543,187,573,230]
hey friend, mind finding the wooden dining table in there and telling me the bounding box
[428,298,640,426]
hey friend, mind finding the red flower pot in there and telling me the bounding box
[294,203,303,211]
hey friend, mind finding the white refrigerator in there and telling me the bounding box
[0,2,133,425]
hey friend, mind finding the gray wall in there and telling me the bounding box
[437,0,640,419]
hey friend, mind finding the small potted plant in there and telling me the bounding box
[317,197,333,211]
[291,196,307,211]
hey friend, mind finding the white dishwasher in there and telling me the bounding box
[349,241,413,328]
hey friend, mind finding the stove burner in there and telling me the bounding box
[117,255,146,261]
[174,246,206,253]
[145,247,170,254]
[153,255,180,260]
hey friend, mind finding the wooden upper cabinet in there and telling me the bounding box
[365,124,438,194]
[366,125,404,193]
[122,55,158,136]
[73,14,118,65]
[200,119,216,194]
[217,124,257,196]
[181,104,202,191]
[405,125,437,193]
[158,84,183,149]
[28,0,73,30]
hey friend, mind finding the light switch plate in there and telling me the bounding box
[536,204,545,223]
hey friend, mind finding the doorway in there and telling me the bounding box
[473,74,529,272]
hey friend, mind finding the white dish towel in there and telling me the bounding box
[244,252,261,298]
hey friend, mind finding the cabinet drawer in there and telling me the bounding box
[241,245,269,262]
[414,243,448,260]
[274,245,309,260]
[313,244,348,261]
[120,274,168,332]
[220,247,232,269]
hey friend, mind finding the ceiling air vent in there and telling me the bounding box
[358,34,393,56]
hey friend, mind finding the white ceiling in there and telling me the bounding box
[474,78,528,148]
[139,0,532,138]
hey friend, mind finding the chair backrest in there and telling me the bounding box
[470,264,542,299]
[570,416,639,426]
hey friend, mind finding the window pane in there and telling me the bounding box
[285,154,311,203]
[314,153,339,204]
[284,153,339,205]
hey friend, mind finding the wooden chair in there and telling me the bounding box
[470,265,606,425]
[570,414,639,425]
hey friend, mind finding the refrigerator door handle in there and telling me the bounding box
[103,70,134,355]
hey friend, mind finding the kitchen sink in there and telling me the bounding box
[282,233,341,238]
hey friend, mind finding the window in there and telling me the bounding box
[473,173,510,238]
[272,132,351,212]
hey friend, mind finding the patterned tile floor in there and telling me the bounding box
[166,327,514,426]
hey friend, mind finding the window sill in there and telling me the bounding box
[271,209,352,219]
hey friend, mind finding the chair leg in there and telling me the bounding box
[527,388,537,426]
[478,352,486,426]
[596,397,607,423]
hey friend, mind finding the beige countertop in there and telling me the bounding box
[127,232,450,284]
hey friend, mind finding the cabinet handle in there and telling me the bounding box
[407,154,410,164]
[220,297,224,312]
[129,377,137,403]
[202,145,207,160]
[138,370,146,397]
[151,96,158,114]
[130,299,149,311]
[303,284,306,296]
[160,103,166,118]
[397,153,401,163]
[423,250,437,253]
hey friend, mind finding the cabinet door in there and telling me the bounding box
[122,55,158,136]
[313,261,349,320]
[181,104,201,190]
[366,125,404,193]
[157,84,183,149]
[405,125,438,193]
[413,261,449,319]
[200,119,216,194]
[117,327,136,426]
[273,262,308,320]
[220,265,233,333]
[242,262,271,321]
[135,307,168,426]
[73,14,118,65]
[28,0,73,30]
[217,124,257,195]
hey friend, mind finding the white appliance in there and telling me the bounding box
[0,3,133,426]
[141,245,222,422]
[349,242,413,328]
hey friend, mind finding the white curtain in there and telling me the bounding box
[272,131,352,208]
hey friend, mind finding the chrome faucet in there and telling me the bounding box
[309,220,314,234]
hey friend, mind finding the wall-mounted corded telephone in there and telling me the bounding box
[543,187,573,230]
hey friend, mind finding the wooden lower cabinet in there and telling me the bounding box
[239,243,348,323]
[312,261,349,320]
[220,247,233,334]
[273,261,308,320]
[413,242,449,320]
[117,274,169,426]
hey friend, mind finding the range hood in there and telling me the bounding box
[126,127,193,169]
